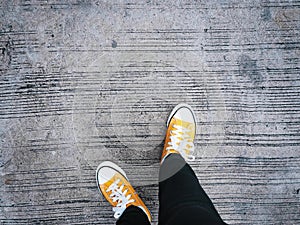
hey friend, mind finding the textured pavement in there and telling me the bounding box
[0,1,300,224]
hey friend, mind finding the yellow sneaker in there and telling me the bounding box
[161,103,196,163]
[96,161,152,222]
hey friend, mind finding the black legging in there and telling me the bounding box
[117,154,227,225]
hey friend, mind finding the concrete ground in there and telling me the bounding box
[0,0,299,224]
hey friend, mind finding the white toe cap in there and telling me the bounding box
[96,161,128,185]
[97,167,116,185]
[174,107,195,123]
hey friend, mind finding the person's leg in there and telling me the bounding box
[117,206,151,225]
[95,161,152,225]
[159,154,225,225]
[158,104,226,225]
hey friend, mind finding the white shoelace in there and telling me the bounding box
[106,178,135,219]
[166,124,195,161]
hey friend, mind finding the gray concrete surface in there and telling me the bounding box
[0,0,300,224]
